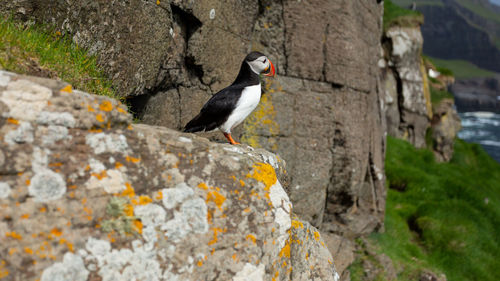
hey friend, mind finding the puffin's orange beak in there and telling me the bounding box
[263,59,275,77]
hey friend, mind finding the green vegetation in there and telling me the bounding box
[392,0,445,7]
[427,57,496,79]
[0,17,117,99]
[455,0,500,24]
[383,0,424,31]
[351,137,500,280]
[430,87,454,105]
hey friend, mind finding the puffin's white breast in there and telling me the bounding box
[219,84,261,133]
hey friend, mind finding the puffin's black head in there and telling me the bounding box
[245,51,275,77]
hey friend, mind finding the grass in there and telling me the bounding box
[0,16,118,100]
[430,87,454,105]
[384,0,424,31]
[426,56,497,79]
[351,137,500,280]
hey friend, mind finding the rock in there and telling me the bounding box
[383,26,432,148]
[431,99,462,162]
[419,270,447,281]
[321,233,355,278]
[451,76,500,113]
[0,71,338,281]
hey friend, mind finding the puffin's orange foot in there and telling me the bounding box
[223,133,241,145]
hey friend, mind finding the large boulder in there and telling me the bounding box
[0,71,338,281]
[431,99,462,162]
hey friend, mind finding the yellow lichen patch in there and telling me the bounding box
[246,234,257,244]
[239,179,245,187]
[115,162,123,169]
[197,260,203,267]
[117,107,127,114]
[243,207,251,213]
[5,232,22,240]
[272,271,279,281]
[247,162,277,190]
[206,190,226,211]
[24,247,33,255]
[126,156,141,163]
[121,183,136,198]
[313,231,321,241]
[50,228,62,237]
[208,227,226,246]
[91,170,107,180]
[132,195,153,206]
[20,214,29,219]
[6,118,19,125]
[123,204,134,217]
[127,124,133,130]
[60,84,73,93]
[133,220,143,234]
[99,101,113,112]
[279,241,291,258]
[96,114,105,122]
[154,190,163,200]
[291,219,304,229]
[87,105,95,112]
[232,253,238,261]
[8,248,17,256]
[39,207,46,213]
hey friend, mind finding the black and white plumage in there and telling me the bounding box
[183,51,275,145]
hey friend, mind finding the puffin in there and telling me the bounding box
[183,51,276,145]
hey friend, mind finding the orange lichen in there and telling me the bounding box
[91,170,107,180]
[246,234,257,244]
[96,114,105,122]
[50,228,62,237]
[206,191,226,211]
[243,207,251,213]
[25,179,30,185]
[20,214,29,219]
[24,247,33,255]
[127,124,133,130]
[197,182,209,190]
[117,107,127,114]
[60,85,72,93]
[83,206,93,215]
[197,260,203,267]
[81,198,87,205]
[232,253,238,261]
[115,162,123,169]
[239,180,245,187]
[121,183,136,198]
[8,248,17,255]
[208,227,226,246]
[124,204,134,217]
[99,101,113,112]
[132,195,152,205]
[5,232,22,240]
[133,220,143,234]
[87,105,95,112]
[154,190,163,200]
[6,118,18,125]
[126,156,141,163]
[291,220,304,229]
[279,241,290,258]
[313,231,320,241]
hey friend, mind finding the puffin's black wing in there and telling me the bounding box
[183,85,243,133]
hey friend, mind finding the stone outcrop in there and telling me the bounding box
[451,76,500,113]
[0,0,388,277]
[382,26,432,148]
[0,71,339,281]
[431,99,462,162]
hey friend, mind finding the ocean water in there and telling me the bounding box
[458,112,500,163]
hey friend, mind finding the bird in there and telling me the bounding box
[183,51,275,145]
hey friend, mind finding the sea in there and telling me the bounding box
[458,112,500,163]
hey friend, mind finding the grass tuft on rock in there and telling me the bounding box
[0,16,118,100]
[384,0,424,31]
[354,137,500,281]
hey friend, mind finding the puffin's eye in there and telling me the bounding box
[262,58,267,64]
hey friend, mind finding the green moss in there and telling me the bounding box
[384,0,424,31]
[0,16,119,100]
[102,197,137,236]
[365,137,500,281]
[430,87,454,105]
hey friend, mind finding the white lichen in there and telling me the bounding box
[180,198,209,234]
[41,125,70,146]
[1,79,52,121]
[0,182,11,199]
[37,111,76,128]
[41,253,89,281]
[162,183,194,209]
[85,169,126,194]
[85,133,129,154]
[232,263,265,281]
[4,121,34,145]
[134,203,166,227]
[209,8,216,19]
[0,70,13,87]
[28,169,66,202]
[269,181,292,249]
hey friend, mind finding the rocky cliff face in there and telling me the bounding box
[0,71,339,281]
[0,0,387,244]
[382,26,432,148]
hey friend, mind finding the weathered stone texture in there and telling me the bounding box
[383,26,432,148]
[0,71,338,281]
[431,99,462,162]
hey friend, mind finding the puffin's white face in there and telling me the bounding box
[247,56,275,76]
